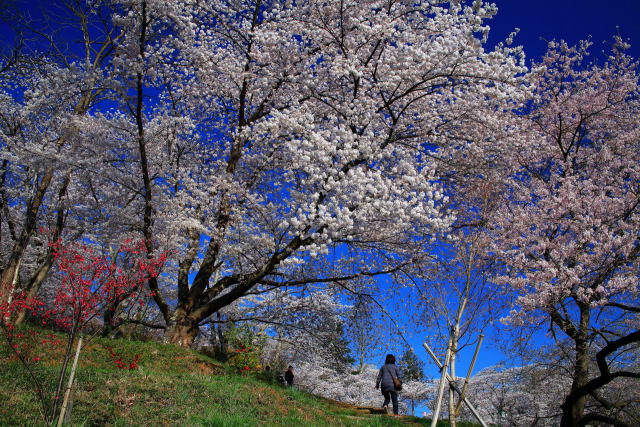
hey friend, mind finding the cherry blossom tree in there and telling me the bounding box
[491,39,640,426]
[1,1,528,351]
[461,364,567,426]
[135,0,528,346]
[0,1,121,314]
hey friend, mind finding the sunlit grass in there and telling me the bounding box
[0,325,438,426]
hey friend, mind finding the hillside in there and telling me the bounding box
[0,327,432,426]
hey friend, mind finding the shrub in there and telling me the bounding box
[225,325,264,375]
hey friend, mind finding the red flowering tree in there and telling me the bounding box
[0,239,167,424]
[48,239,166,332]
[45,239,167,420]
[0,294,51,421]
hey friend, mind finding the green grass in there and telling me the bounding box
[0,326,435,426]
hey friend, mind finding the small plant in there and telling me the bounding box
[226,325,264,374]
[0,294,53,421]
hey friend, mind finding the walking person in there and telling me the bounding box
[375,354,401,415]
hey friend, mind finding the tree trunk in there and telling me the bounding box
[560,306,591,427]
[215,311,226,358]
[560,338,590,426]
[448,337,458,427]
[14,256,54,324]
[0,168,54,303]
[102,303,118,338]
[164,309,200,347]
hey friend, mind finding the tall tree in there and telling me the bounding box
[145,0,527,345]
[0,1,119,311]
[491,39,640,426]
[400,347,425,383]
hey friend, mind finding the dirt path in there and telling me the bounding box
[320,398,425,424]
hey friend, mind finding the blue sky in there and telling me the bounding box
[488,0,640,61]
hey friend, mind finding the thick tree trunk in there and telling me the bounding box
[164,309,200,347]
[560,338,590,426]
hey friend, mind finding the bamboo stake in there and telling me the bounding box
[57,336,83,427]
[456,334,484,414]
[430,337,452,427]
[423,341,488,427]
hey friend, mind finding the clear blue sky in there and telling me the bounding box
[488,0,640,61]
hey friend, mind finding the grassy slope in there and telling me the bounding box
[0,327,433,426]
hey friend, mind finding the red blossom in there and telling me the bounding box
[44,239,167,333]
[106,347,142,370]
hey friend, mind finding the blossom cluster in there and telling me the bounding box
[106,346,142,370]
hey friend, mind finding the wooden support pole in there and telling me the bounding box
[466,334,484,383]
[423,341,488,427]
[456,334,484,414]
[430,337,452,427]
[57,336,83,427]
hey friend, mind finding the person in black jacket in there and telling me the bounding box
[284,365,294,386]
[375,354,401,415]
